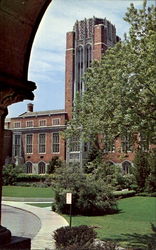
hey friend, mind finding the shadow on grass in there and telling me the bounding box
[102,233,156,249]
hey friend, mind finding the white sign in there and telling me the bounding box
[66,193,72,204]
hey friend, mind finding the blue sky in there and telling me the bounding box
[7,0,154,117]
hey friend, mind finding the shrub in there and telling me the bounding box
[16,174,50,183]
[2,164,23,185]
[133,150,150,191]
[113,190,136,199]
[53,164,118,215]
[54,225,96,249]
[47,156,62,174]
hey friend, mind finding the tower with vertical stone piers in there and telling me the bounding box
[65,17,120,164]
[65,17,120,120]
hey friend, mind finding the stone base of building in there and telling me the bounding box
[0,236,31,250]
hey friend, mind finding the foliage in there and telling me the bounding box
[113,190,136,199]
[133,149,156,192]
[53,164,118,215]
[145,149,156,192]
[66,0,156,145]
[2,164,23,185]
[85,160,136,191]
[47,156,62,174]
[54,225,96,249]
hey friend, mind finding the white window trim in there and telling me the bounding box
[39,119,47,127]
[25,133,33,154]
[52,118,60,126]
[26,120,34,128]
[52,132,60,154]
[38,133,46,154]
[14,121,21,128]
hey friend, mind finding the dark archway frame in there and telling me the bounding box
[0,0,52,245]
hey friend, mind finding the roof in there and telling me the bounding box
[18,109,66,118]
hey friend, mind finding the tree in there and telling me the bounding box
[133,149,150,191]
[47,156,62,174]
[53,164,118,215]
[66,0,156,144]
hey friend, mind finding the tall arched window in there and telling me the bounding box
[38,161,46,174]
[122,161,132,175]
[25,161,32,174]
[86,44,92,68]
[77,46,83,93]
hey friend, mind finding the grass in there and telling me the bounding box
[63,196,156,248]
[2,186,55,198]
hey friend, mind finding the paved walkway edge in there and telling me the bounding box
[2,201,68,250]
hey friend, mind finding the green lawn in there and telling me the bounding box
[2,186,54,198]
[64,197,156,248]
[27,203,52,207]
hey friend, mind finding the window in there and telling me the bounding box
[52,118,60,126]
[38,161,46,174]
[39,134,46,153]
[52,133,60,153]
[69,136,80,152]
[13,134,21,156]
[140,134,149,151]
[25,162,32,174]
[86,44,92,68]
[104,135,115,152]
[121,133,132,153]
[77,46,83,93]
[26,134,33,154]
[14,122,21,128]
[122,161,132,175]
[26,120,33,127]
[39,120,46,127]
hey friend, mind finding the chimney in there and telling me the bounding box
[27,103,33,112]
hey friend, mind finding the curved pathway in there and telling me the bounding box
[2,201,68,250]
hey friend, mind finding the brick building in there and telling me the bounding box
[5,103,66,174]
[5,17,152,174]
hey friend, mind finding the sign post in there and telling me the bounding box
[66,192,72,228]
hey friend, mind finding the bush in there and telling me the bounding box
[53,164,118,215]
[47,156,62,174]
[113,190,136,199]
[54,225,96,249]
[2,164,23,185]
[16,173,54,183]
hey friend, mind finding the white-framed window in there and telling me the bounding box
[26,134,33,154]
[121,133,132,153]
[13,134,21,156]
[25,161,32,174]
[26,120,34,127]
[39,133,46,153]
[52,118,60,126]
[38,161,46,174]
[52,132,60,153]
[14,122,21,128]
[69,136,80,152]
[39,119,47,127]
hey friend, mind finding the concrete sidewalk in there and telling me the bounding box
[2,201,68,250]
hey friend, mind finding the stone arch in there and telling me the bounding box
[25,161,33,174]
[38,161,46,174]
[122,161,132,175]
[106,160,115,166]
[85,43,92,68]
